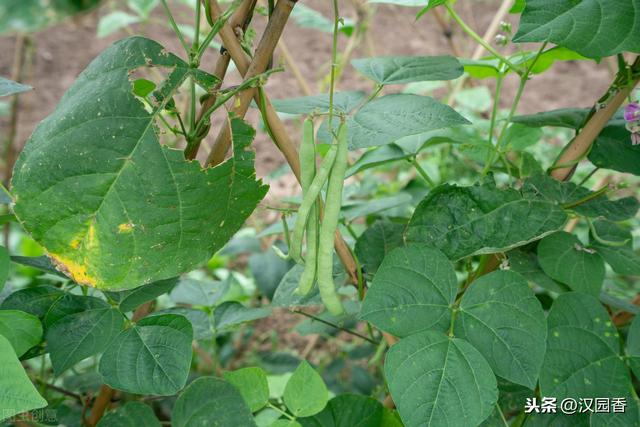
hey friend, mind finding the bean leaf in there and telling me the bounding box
[283,361,329,417]
[223,367,269,412]
[47,307,124,374]
[319,94,469,149]
[99,314,193,395]
[385,331,497,427]
[406,178,567,260]
[360,244,457,338]
[455,270,547,389]
[513,0,640,58]
[539,293,631,400]
[11,36,267,291]
[351,55,463,85]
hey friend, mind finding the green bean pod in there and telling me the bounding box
[316,123,348,316]
[297,119,319,294]
[290,138,338,265]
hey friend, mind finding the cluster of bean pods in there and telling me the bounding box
[290,118,347,315]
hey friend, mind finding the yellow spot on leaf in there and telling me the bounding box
[118,223,134,233]
[70,239,80,249]
[49,253,97,287]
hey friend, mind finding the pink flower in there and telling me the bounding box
[624,102,640,122]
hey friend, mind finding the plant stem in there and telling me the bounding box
[328,0,340,131]
[482,42,547,175]
[484,71,504,165]
[205,0,296,166]
[292,309,378,344]
[561,185,609,209]
[267,403,296,421]
[444,2,521,75]
[412,157,436,188]
[161,0,190,56]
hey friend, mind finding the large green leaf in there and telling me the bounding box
[172,377,256,427]
[0,76,32,97]
[47,306,124,374]
[537,232,605,296]
[539,293,631,400]
[455,270,547,389]
[99,314,193,395]
[406,179,567,260]
[0,309,42,357]
[360,244,457,338]
[385,331,498,427]
[513,0,640,58]
[0,334,47,421]
[97,402,161,427]
[298,394,384,427]
[223,367,269,412]
[283,361,329,417]
[351,56,463,85]
[11,36,267,291]
[320,94,469,149]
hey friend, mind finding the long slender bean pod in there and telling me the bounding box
[317,123,348,315]
[296,119,319,294]
[290,139,338,264]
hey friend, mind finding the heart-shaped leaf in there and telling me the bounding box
[539,293,631,400]
[11,36,267,291]
[360,244,457,338]
[385,331,497,427]
[99,314,193,395]
[455,270,547,389]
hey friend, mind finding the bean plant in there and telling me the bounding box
[0,0,640,426]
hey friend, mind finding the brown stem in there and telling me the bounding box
[186,0,257,160]
[550,57,640,181]
[205,0,297,166]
